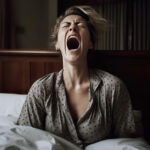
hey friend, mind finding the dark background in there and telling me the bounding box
[0,0,150,50]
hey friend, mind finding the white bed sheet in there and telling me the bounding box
[0,93,26,119]
[0,116,82,150]
[85,138,150,150]
[0,93,150,150]
[1,116,150,150]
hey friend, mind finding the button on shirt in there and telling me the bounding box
[17,68,136,148]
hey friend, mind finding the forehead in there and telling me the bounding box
[61,15,86,23]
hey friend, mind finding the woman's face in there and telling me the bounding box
[55,15,93,64]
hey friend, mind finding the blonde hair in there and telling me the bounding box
[51,5,108,48]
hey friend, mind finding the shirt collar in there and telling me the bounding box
[56,69,64,88]
[56,68,102,96]
[89,68,102,99]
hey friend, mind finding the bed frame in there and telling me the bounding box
[0,49,150,142]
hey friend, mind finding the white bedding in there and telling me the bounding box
[0,93,150,150]
[86,138,150,150]
[0,117,82,150]
[0,93,26,119]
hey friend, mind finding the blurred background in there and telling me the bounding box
[0,0,150,50]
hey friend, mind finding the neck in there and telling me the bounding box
[63,61,89,90]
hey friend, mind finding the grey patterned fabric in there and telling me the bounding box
[17,68,136,148]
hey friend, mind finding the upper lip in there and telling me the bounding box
[67,34,80,41]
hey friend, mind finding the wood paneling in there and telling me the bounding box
[45,61,63,74]
[2,61,29,93]
[30,62,45,85]
[0,50,62,93]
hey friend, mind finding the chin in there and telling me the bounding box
[65,57,80,64]
[64,54,86,65]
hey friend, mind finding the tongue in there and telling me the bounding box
[67,38,79,50]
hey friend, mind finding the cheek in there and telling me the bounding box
[57,32,64,43]
[57,30,66,49]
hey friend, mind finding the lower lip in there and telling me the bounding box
[69,48,78,51]
[67,48,80,52]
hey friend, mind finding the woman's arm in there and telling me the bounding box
[17,80,46,129]
[112,80,137,138]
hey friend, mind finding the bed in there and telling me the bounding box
[0,49,150,150]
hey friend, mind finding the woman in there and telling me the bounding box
[17,5,137,148]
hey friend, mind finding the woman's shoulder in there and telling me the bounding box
[30,69,63,91]
[92,68,124,87]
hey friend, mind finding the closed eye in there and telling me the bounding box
[76,22,87,28]
[61,21,87,28]
[61,22,70,28]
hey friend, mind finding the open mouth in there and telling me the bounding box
[67,37,79,50]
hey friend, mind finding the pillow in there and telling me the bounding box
[0,93,26,119]
[0,115,17,126]
[85,138,150,150]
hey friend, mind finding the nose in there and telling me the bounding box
[69,23,77,32]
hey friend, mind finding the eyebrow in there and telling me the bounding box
[61,22,70,24]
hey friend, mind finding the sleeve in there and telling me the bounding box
[112,80,137,138]
[17,80,46,129]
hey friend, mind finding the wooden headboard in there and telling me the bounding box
[0,49,150,141]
